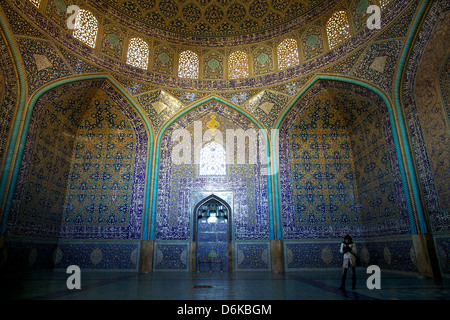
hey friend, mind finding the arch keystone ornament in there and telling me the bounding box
[206,114,220,130]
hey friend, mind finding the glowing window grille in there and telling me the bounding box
[126,38,150,70]
[277,38,300,70]
[199,141,226,176]
[228,51,249,79]
[178,50,199,79]
[73,9,98,48]
[379,0,393,10]
[29,0,41,7]
[326,11,351,50]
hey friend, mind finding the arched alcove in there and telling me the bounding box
[3,78,151,271]
[276,78,412,270]
[193,194,232,272]
[153,99,272,271]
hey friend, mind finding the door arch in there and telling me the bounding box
[192,194,232,272]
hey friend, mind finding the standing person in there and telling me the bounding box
[338,234,357,290]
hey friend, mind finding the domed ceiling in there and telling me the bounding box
[91,0,335,38]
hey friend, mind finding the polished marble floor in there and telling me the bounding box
[1,269,448,300]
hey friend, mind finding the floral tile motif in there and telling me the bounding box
[154,242,189,271]
[155,101,270,242]
[402,4,450,233]
[9,81,149,241]
[235,242,270,271]
[279,82,410,240]
[54,242,139,270]
[0,0,45,38]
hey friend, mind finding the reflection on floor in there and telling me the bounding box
[1,269,449,300]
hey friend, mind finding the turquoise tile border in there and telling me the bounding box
[393,0,431,233]
[273,74,419,235]
[0,8,26,232]
[150,96,276,241]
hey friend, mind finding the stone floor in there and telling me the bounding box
[1,269,449,300]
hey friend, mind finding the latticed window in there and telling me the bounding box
[73,9,98,48]
[126,38,150,70]
[379,0,393,10]
[199,141,226,176]
[277,38,299,70]
[326,11,351,50]
[178,50,199,79]
[228,51,249,79]
[29,0,41,7]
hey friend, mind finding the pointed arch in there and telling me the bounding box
[151,95,275,241]
[272,74,421,238]
[0,74,155,239]
[192,193,233,242]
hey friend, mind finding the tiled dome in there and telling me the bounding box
[92,0,340,40]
